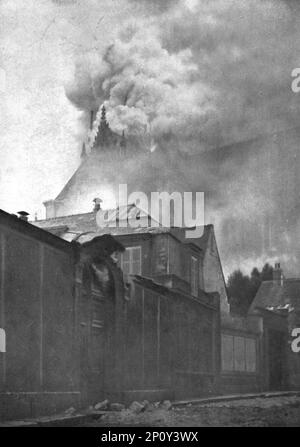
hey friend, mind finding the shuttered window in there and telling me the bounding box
[121,246,142,275]
[221,334,257,373]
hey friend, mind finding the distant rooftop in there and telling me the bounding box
[251,277,300,314]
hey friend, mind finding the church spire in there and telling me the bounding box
[92,104,127,151]
[99,105,109,132]
[95,104,113,147]
[101,105,107,124]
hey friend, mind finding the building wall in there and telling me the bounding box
[202,230,230,314]
[74,257,119,406]
[259,312,289,392]
[151,234,190,282]
[118,233,195,294]
[121,281,220,402]
[1,210,293,420]
[0,214,79,421]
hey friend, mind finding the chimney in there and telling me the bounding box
[93,197,102,212]
[273,262,284,286]
[43,199,56,219]
[17,211,29,222]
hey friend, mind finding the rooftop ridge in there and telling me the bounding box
[34,211,95,223]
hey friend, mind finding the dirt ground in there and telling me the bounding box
[82,395,300,427]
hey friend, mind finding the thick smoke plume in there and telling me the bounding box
[66,0,300,277]
[67,0,300,149]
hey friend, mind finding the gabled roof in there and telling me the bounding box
[36,204,150,226]
[34,204,165,242]
[251,278,300,313]
[33,205,213,248]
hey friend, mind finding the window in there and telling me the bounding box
[0,328,6,353]
[221,334,257,373]
[121,246,142,275]
[191,256,198,296]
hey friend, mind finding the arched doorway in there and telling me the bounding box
[75,235,125,405]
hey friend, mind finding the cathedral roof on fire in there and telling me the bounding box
[93,105,125,149]
[55,106,128,203]
[49,107,158,218]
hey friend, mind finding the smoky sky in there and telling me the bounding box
[64,0,300,276]
[2,0,300,277]
[67,0,300,150]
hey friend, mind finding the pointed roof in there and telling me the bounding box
[250,278,300,314]
[52,109,137,209]
[93,105,122,149]
[53,133,141,208]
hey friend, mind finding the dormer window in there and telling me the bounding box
[121,246,142,275]
[191,256,198,296]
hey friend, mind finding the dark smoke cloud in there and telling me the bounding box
[65,0,300,276]
[67,0,300,150]
[161,0,300,142]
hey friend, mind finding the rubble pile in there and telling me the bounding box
[89,399,174,426]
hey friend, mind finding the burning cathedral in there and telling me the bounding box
[31,102,299,405]
[0,99,299,420]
